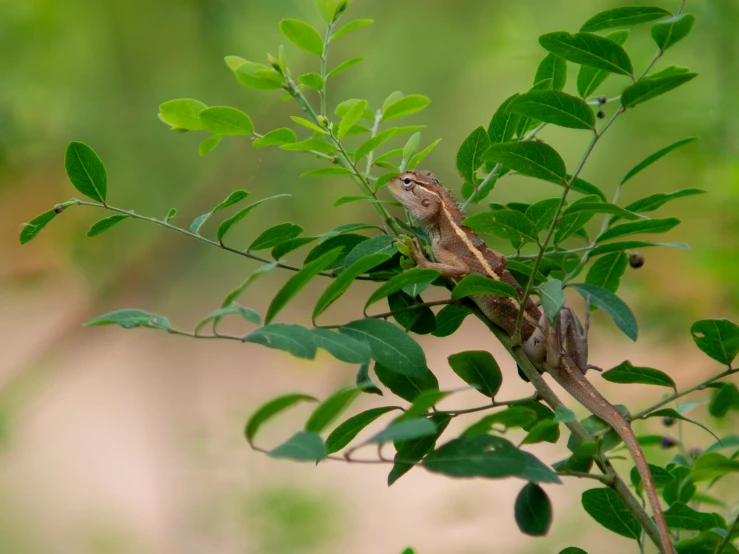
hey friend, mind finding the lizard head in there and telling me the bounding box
[387,170,444,226]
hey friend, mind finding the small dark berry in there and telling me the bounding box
[661,436,677,448]
[629,253,645,268]
[53,204,64,214]
[598,95,608,105]
[688,447,702,459]
[597,109,606,119]
[661,416,675,427]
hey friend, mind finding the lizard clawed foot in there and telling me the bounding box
[585,364,603,373]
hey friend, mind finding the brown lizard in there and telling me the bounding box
[387,169,674,554]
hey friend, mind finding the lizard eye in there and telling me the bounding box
[402,177,413,187]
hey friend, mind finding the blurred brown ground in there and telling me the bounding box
[1,0,738,553]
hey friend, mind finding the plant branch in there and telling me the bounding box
[630,366,738,421]
[365,299,456,320]
[319,20,335,117]
[74,200,381,280]
[716,512,739,554]
[365,110,384,176]
[435,393,538,416]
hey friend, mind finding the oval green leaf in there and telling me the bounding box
[456,126,490,182]
[338,99,368,140]
[249,222,303,251]
[326,406,399,453]
[482,141,566,184]
[602,360,676,389]
[651,13,696,51]
[581,487,641,539]
[365,268,440,308]
[312,328,371,364]
[450,274,519,300]
[690,319,739,365]
[279,19,324,56]
[533,52,567,91]
[65,142,107,202]
[577,30,630,98]
[159,98,208,130]
[620,137,697,185]
[87,214,128,237]
[243,323,317,359]
[463,209,539,243]
[447,350,502,397]
[265,248,343,323]
[570,283,638,341]
[84,309,170,330]
[200,106,254,135]
[621,73,698,108]
[305,386,361,433]
[382,95,430,122]
[216,194,290,242]
[539,31,632,75]
[331,19,374,41]
[515,482,552,536]
[245,393,317,443]
[508,90,595,130]
[268,431,327,462]
[580,6,670,33]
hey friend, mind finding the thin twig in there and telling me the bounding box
[435,393,538,416]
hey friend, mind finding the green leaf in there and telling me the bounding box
[522,420,560,445]
[663,502,725,531]
[249,222,303,251]
[651,13,696,51]
[462,408,538,437]
[463,209,539,243]
[269,431,327,462]
[624,188,705,214]
[559,548,588,554]
[389,414,450,485]
[19,206,67,245]
[64,142,107,202]
[195,305,260,334]
[382,95,430,121]
[432,305,472,338]
[525,198,561,232]
[279,19,324,56]
[224,55,247,71]
[84,309,170,330]
[354,128,396,161]
[190,190,250,234]
[674,530,738,554]
[305,386,361,433]
[621,138,698,185]
[538,32,633,76]
[581,487,640,539]
[554,407,577,423]
[221,262,277,307]
[482,141,566,184]
[370,418,437,444]
[253,128,297,148]
[234,62,283,90]
[568,176,607,200]
[356,362,382,396]
[338,99,368,140]
[341,319,428,378]
[602,360,676,389]
[341,234,396,269]
[515,483,552,536]
[709,383,739,418]
[690,319,739,365]
[335,98,373,120]
[199,135,222,156]
[598,218,680,243]
[86,214,129,237]
[313,252,391,318]
[272,237,317,259]
[199,106,254,135]
[447,351,502,397]
[621,72,698,108]
[691,452,739,483]
[450,274,518,301]
[313,0,337,23]
[538,279,566,323]
[581,6,670,33]
[488,94,521,144]
[327,57,364,79]
[570,283,637,341]
[291,116,328,135]
[644,409,719,441]
[423,435,526,479]
[508,90,595,130]
[326,406,399,453]
[374,362,439,402]
[243,323,317,359]
[588,240,689,257]
[388,291,436,334]
[402,132,421,165]
[298,72,324,91]
[245,393,316,443]
[456,126,490,183]
[662,466,695,506]
[312,328,371,364]
[307,234,368,268]
[365,268,440,308]
[407,138,442,170]
[266,248,342,323]
[533,53,567,91]
[216,194,290,242]
[585,252,628,293]
[563,202,642,220]
[705,434,739,454]
[577,30,630,98]
[158,98,207,130]
[331,19,373,41]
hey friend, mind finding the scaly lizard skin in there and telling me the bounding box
[388,170,674,554]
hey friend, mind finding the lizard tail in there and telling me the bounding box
[547,357,675,554]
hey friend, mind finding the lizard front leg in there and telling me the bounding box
[406,237,469,280]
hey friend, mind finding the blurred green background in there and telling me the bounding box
[2,1,738,553]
